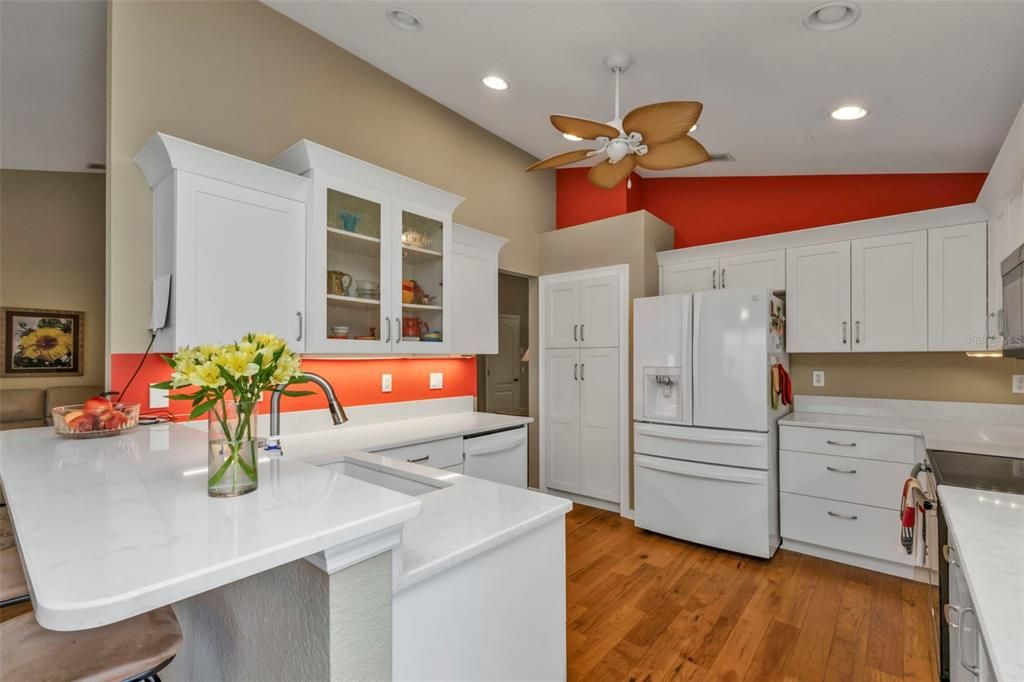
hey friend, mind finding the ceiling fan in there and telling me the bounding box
[526,52,709,189]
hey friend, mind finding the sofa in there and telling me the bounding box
[0,386,104,431]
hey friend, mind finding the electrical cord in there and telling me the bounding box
[114,331,157,404]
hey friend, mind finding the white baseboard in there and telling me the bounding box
[782,539,935,583]
[543,488,621,515]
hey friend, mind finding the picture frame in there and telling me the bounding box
[1,307,84,377]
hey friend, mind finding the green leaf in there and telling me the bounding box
[152,380,175,390]
[169,392,202,401]
[160,354,176,368]
[190,401,217,420]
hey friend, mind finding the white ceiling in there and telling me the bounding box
[265,0,1024,177]
[0,0,106,172]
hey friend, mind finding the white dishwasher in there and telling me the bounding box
[463,426,528,488]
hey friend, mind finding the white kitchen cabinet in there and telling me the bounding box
[718,249,786,291]
[988,189,1023,349]
[271,140,463,355]
[786,242,851,352]
[450,224,508,355]
[851,231,928,352]
[928,223,988,351]
[544,348,582,493]
[541,266,627,508]
[135,133,309,352]
[661,257,719,294]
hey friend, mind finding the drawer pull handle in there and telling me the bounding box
[826,440,857,447]
[827,510,858,521]
[826,466,857,474]
[408,456,430,464]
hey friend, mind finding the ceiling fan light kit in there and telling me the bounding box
[526,52,710,189]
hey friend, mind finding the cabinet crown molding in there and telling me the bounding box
[133,132,311,201]
[271,139,464,215]
[453,223,509,252]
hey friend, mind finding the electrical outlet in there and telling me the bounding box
[1013,375,1024,394]
[382,373,393,393]
[429,372,443,390]
[149,384,169,409]
[812,370,825,388]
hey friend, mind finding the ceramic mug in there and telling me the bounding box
[339,211,360,232]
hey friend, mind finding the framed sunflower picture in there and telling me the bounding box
[1,308,84,377]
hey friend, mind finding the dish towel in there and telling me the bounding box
[899,477,927,555]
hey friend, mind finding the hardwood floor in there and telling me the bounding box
[565,505,939,682]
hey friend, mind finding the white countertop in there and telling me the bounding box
[938,486,1024,682]
[780,410,1024,459]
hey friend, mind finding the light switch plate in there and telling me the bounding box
[149,384,170,409]
[382,373,393,393]
[1013,375,1024,394]
[429,372,443,390]
[812,370,825,387]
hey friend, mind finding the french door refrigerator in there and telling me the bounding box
[633,288,789,558]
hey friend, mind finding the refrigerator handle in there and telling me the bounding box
[712,270,717,289]
[691,294,702,420]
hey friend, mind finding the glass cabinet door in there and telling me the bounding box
[314,178,393,353]
[394,203,449,353]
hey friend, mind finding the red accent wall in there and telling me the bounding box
[556,172,987,248]
[110,354,477,418]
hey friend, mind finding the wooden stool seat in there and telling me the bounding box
[0,546,28,604]
[0,606,182,682]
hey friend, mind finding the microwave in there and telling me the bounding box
[1002,243,1024,357]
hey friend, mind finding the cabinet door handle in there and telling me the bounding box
[581,324,585,342]
[826,466,857,474]
[580,363,585,381]
[408,456,429,464]
[574,363,578,381]
[385,317,391,343]
[842,321,848,344]
[958,607,980,677]
[721,268,726,288]
[826,440,857,447]
[827,510,858,521]
[712,270,717,289]
[855,320,861,344]
[296,311,303,342]
[573,324,578,342]
[944,603,961,626]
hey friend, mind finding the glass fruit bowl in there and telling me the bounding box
[52,401,140,439]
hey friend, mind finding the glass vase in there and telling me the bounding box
[207,400,259,497]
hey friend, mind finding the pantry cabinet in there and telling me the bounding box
[135,133,310,353]
[786,242,851,353]
[543,275,620,349]
[271,140,463,355]
[851,230,928,352]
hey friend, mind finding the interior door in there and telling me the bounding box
[485,314,521,414]
[544,349,581,493]
[181,173,306,348]
[692,289,769,432]
[719,250,786,290]
[580,275,620,347]
[661,257,719,294]
[544,280,580,348]
[578,347,620,502]
[928,223,987,351]
[851,231,928,351]
[786,241,851,352]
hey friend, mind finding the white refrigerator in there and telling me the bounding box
[632,287,789,558]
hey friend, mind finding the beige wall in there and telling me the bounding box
[0,170,106,390]
[790,353,1024,405]
[107,0,553,354]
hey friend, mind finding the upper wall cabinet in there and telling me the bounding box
[450,224,508,355]
[135,133,310,353]
[661,257,719,294]
[851,231,928,352]
[786,242,851,353]
[271,140,464,355]
[928,223,987,351]
[660,249,785,294]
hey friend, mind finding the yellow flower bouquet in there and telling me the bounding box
[154,333,310,497]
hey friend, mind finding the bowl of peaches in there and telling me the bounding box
[52,396,140,438]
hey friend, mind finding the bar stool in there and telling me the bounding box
[0,547,183,682]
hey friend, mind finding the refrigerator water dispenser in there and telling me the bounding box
[642,366,683,422]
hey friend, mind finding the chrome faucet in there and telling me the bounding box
[267,372,347,449]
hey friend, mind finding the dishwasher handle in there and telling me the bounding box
[463,427,527,457]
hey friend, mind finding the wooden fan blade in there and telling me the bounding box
[526,149,593,171]
[587,156,637,189]
[622,101,703,146]
[550,115,620,141]
[636,137,710,171]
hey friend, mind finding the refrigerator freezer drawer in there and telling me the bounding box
[635,454,778,558]
[634,422,770,469]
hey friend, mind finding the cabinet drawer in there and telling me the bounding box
[373,437,464,470]
[781,492,914,566]
[780,450,910,510]
[780,425,916,464]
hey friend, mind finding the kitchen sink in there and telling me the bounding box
[322,460,450,497]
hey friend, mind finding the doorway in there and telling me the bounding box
[477,272,530,417]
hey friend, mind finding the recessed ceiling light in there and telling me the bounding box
[803,2,861,32]
[482,75,508,91]
[386,8,422,31]
[830,105,868,121]
[563,133,582,142]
